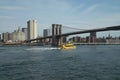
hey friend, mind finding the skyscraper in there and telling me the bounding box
[27,20,38,40]
[43,29,50,37]
[43,29,50,44]
[22,28,28,40]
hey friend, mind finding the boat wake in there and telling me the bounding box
[25,47,61,51]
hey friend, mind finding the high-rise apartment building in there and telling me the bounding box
[43,29,50,43]
[43,29,50,37]
[27,20,38,40]
[22,28,28,40]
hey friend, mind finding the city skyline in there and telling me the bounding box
[0,24,120,44]
[0,0,120,36]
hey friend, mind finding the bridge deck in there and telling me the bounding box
[27,25,120,42]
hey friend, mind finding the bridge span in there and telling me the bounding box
[59,25,120,36]
[26,25,120,46]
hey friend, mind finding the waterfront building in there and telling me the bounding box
[12,27,25,42]
[22,28,28,40]
[81,37,87,43]
[73,36,81,43]
[0,34,1,41]
[106,38,120,44]
[96,37,106,43]
[27,20,38,40]
[8,33,13,41]
[43,29,50,37]
[2,32,9,42]
[69,36,85,43]
[73,37,77,42]
[43,29,50,44]
[86,36,90,43]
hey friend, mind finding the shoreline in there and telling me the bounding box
[74,43,120,45]
[0,43,120,47]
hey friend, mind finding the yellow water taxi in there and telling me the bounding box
[61,43,76,49]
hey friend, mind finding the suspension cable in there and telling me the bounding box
[62,26,86,30]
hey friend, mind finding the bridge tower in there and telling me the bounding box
[90,32,96,43]
[52,24,62,46]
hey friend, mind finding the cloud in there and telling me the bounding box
[0,16,15,19]
[0,6,27,10]
[82,4,98,14]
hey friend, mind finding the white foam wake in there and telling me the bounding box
[25,47,61,51]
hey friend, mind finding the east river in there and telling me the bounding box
[0,45,120,80]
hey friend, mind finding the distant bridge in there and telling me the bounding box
[26,25,120,46]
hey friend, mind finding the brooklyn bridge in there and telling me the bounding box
[26,24,120,46]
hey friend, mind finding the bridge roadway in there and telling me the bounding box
[27,25,120,42]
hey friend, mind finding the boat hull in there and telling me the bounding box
[61,43,76,49]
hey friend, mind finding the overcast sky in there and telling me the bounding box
[0,0,120,37]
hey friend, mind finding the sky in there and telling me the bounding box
[0,0,120,37]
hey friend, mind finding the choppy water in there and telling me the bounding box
[0,45,120,80]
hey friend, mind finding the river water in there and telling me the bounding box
[0,45,120,80]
